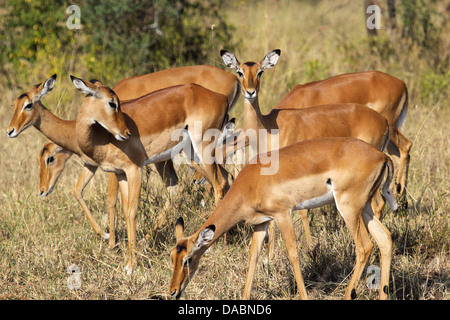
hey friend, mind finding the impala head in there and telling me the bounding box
[169,217,215,299]
[220,49,280,100]
[70,75,131,141]
[38,142,72,197]
[7,74,57,138]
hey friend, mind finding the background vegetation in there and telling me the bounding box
[0,0,448,299]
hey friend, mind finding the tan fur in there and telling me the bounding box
[13,67,238,248]
[169,137,396,300]
[72,78,232,272]
[38,142,73,197]
[275,70,412,196]
[220,50,392,255]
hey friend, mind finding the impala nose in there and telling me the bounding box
[7,128,15,137]
[246,90,256,99]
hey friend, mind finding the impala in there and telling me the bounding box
[37,118,236,244]
[276,69,411,198]
[38,141,73,197]
[8,65,239,248]
[70,76,232,272]
[220,50,392,251]
[169,137,397,300]
[6,75,110,238]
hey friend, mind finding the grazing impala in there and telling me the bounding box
[169,137,397,300]
[8,65,239,248]
[38,141,73,197]
[220,50,392,250]
[70,76,232,272]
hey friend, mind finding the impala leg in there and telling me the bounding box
[266,209,312,264]
[335,196,374,300]
[242,221,269,300]
[371,189,386,220]
[74,164,107,239]
[395,130,412,197]
[202,163,231,205]
[275,212,307,299]
[107,173,119,249]
[362,203,392,300]
[116,174,132,273]
[152,161,180,232]
[298,209,312,247]
[123,167,143,274]
[195,160,234,244]
[186,133,230,204]
[116,174,129,223]
[265,221,275,263]
[190,159,231,205]
[387,129,412,198]
[344,216,373,300]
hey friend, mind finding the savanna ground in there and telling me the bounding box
[0,0,448,300]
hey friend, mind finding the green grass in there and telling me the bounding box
[0,0,448,300]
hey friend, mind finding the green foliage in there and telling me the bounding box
[0,0,72,64]
[421,70,450,105]
[367,0,448,72]
[0,0,236,84]
[399,0,441,49]
[303,59,331,82]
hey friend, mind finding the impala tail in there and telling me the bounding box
[397,86,408,129]
[382,156,399,212]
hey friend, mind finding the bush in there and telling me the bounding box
[0,0,236,84]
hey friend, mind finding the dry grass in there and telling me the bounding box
[0,0,448,300]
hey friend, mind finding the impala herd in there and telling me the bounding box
[6,49,411,300]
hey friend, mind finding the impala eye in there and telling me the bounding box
[46,156,55,166]
[183,257,192,267]
[109,102,117,109]
[256,70,264,78]
[237,71,244,78]
[23,103,33,110]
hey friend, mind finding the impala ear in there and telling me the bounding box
[260,49,281,72]
[89,79,104,87]
[37,74,57,101]
[53,145,64,153]
[174,217,185,240]
[220,50,240,72]
[70,75,97,96]
[194,225,215,250]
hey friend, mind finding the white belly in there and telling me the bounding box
[145,130,190,165]
[292,190,334,210]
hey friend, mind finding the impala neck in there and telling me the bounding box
[243,96,267,131]
[194,189,247,250]
[243,96,278,154]
[34,103,80,155]
[75,118,104,161]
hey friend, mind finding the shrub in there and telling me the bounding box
[0,0,236,84]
